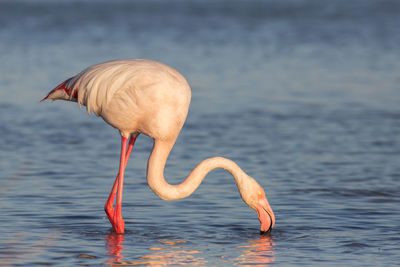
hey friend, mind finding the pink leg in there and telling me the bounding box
[113,136,127,233]
[104,136,136,221]
[104,136,136,233]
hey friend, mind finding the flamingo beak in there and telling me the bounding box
[260,209,273,235]
[257,197,275,235]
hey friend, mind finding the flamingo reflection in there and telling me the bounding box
[104,233,274,266]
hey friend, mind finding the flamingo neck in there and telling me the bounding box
[146,139,246,201]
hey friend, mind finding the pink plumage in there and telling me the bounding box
[42,59,275,234]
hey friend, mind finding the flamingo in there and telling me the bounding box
[41,59,275,234]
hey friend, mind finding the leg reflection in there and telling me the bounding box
[105,232,125,262]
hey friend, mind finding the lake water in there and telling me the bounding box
[1,0,399,266]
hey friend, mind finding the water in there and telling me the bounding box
[1,0,400,265]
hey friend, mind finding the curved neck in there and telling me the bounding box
[146,139,246,200]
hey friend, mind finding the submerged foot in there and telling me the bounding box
[113,217,125,234]
[112,207,125,234]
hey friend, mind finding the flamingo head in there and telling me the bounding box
[238,175,275,235]
[40,78,76,102]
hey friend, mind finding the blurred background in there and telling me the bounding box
[0,0,399,266]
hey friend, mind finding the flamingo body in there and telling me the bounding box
[44,59,190,140]
[42,59,275,234]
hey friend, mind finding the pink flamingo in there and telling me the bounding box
[41,59,275,234]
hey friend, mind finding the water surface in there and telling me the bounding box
[1,0,399,266]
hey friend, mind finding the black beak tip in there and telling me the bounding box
[260,229,272,235]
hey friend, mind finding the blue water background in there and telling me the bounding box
[0,0,399,265]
